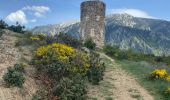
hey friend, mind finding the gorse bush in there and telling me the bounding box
[149,69,170,82]
[3,64,25,87]
[165,75,170,82]
[70,51,90,75]
[53,74,87,100]
[33,42,105,99]
[147,69,170,99]
[35,43,74,63]
[150,69,167,79]
[34,43,90,76]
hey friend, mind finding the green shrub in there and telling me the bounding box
[104,45,157,62]
[87,64,105,85]
[3,64,25,87]
[87,52,105,85]
[46,60,69,80]
[32,89,48,100]
[13,63,25,72]
[3,67,25,87]
[104,45,130,60]
[163,87,170,100]
[84,38,96,50]
[53,74,87,100]
[44,35,55,45]
[56,33,83,48]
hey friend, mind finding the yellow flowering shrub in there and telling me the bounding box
[30,36,40,41]
[35,43,92,75]
[35,43,75,63]
[165,75,170,82]
[150,69,167,79]
[69,51,90,75]
[149,69,170,83]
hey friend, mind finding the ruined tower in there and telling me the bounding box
[80,0,106,48]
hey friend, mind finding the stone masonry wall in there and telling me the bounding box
[80,0,106,48]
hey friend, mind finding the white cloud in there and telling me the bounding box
[5,10,28,24]
[23,6,50,13]
[30,19,37,23]
[111,8,154,18]
[34,12,43,17]
[5,6,50,25]
[22,6,50,17]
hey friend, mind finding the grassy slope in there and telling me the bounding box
[88,53,154,100]
[117,60,170,100]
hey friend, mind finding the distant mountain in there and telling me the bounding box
[32,14,170,56]
[32,21,80,37]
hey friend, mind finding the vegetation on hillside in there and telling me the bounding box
[104,45,170,66]
[0,20,105,99]
[3,18,170,99]
[0,20,25,33]
[104,45,170,99]
[3,64,26,87]
[30,35,105,99]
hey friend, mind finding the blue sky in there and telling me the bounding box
[0,0,169,28]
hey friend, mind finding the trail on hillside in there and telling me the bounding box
[87,53,154,100]
[0,30,38,100]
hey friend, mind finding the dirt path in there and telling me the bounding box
[87,53,154,100]
[0,30,38,100]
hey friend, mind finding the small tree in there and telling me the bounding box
[0,20,8,29]
[84,38,96,50]
[8,22,25,33]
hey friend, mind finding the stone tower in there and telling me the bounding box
[80,0,106,48]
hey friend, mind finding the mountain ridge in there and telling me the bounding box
[32,14,170,56]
